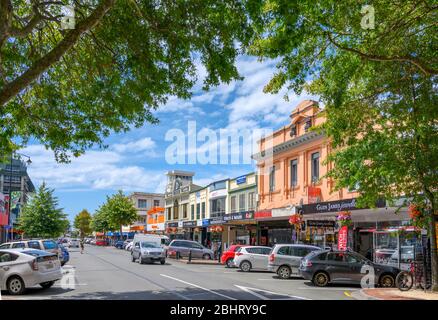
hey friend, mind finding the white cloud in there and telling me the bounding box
[112,137,156,153]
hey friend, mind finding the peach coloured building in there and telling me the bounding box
[253,100,410,254]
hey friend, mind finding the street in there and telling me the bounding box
[1,245,360,300]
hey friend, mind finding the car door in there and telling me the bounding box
[275,246,291,268]
[345,253,368,284]
[189,242,203,258]
[326,252,353,283]
[133,242,141,258]
[252,247,270,270]
[248,248,263,269]
[0,252,20,285]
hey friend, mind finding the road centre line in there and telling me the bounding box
[160,274,237,300]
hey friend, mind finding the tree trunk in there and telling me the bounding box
[120,225,123,241]
[429,211,438,291]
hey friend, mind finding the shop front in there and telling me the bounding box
[223,211,257,248]
[146,206,165,234]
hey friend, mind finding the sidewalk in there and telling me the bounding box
[169,257,221,265]
[361,288,438,300]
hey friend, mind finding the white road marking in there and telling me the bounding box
[160,274,237,300]
[235,285,311,300]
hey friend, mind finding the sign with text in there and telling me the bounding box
[302,198,385,214]
[308,187,322,204]
[307,220,336,228]
[235,175,247,185]
[338,226,348,251]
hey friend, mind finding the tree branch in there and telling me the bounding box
[0,0,115,106]
[326,32,437,76]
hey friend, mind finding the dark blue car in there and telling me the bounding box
[114,240,124,249]
[59,244,70,266]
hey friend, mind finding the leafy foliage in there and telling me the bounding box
[18,182,68,238]
[74,209,92,238]
[0,0,252,160]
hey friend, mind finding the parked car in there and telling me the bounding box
[68,239,80,248]
[58,244,69,266]
[221,245,246,268]
[268,244,321,279]
[167,240,214,260]
[90,239,97,245]
[299,249,399,287]
[0,249,62,295]
[123,239,133,249]
[131,239,165,264]
[114,240,124,249]
[233,246,272,272]
[95,239,106,246]
[0,239,62,261]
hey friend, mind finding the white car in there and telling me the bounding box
[68,239,80,248]
[233,246,272,272]
[0,249,62,295]
[125,242,134,251]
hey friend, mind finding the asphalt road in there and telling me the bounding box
[1,245,361,300]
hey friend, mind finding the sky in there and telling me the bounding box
[19,56,318,222]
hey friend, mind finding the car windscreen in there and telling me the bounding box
[42,240,58,250]
[141,242,160,248]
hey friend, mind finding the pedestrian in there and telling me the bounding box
[80,239,84,254]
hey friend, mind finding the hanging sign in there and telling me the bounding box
[338,226,348,251]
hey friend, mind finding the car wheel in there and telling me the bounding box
[379,274,395,288]
[131,254,135,262]
[7,276,25,295]
[277,266,291,279]
[313,272,329,287]
[240,261,252,272]
[202,253,211,260]
[160,259,165,265]
[139,256,144,264]
[40,281,55,289]
[226,259,234,268]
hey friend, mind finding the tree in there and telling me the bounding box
[74,209,92,239]
[18,182,68,238]
[0,0,251,160]
[91,204,114,234]
[247,1,438,290]
[104,190,137,238]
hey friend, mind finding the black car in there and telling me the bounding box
[299,250,399,287]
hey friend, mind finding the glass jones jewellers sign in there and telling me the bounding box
[303,198,360,214]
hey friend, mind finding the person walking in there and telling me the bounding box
[80,239,84,254]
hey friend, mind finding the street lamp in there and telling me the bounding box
[7,151,31,242]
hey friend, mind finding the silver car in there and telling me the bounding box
[268,244,321,279]
[131,241,166,265]
[0,249,62,295]
[167,240,214,260]
[233,246,272,272]
[0,239,62,261]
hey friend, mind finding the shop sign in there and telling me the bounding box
[307,220,336,228]
[178,221,183,228]
[210,217,225,225]
[196,220,203,227]
[182,221,196,228]
[147,223,165,232]
[236,175,247,185]
[303,198,386,214]
[338,226,348,251]
[209,189,227,199]
[202,219,210,227]
[167,222,178,228]
[308,187,322,204]
[232,211,254,220]
[272,208,293,217]
[254,210,272,219]
[223,214,232,222]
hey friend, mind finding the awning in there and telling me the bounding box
[147,206,165,215]
[130,225,145,231]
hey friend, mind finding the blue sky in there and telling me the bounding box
[20,56,318,222]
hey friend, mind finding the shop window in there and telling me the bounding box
[153,199,160,207]
[290,159,298,187]
[248,192,256,210]
[230,196,237,213]
[211,198,225,217]
[311,152,320,183]
[239,194,246,211]
[191,204,195,220]
[138,199,148,208]
[269,166,275,192]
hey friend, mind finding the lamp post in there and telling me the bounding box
[7,152,31,242]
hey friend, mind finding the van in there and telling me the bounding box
[132,234,169,247]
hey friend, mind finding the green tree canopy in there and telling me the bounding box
[0,0,252,160]
[74,209,92,238]
[104,190,138,236]
[247,0,437,290]
[18,182,68,238]
[91,204,115,233]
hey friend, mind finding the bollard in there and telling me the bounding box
[188,250,192,262]
[176,251,180,260]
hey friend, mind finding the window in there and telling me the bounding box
[345,254,361,264]
[167,208,172,220]
[196,203,200,220]
[211,198,225,217]
[11,242,25,249]
[239,194,246,211]
[304,118,312,132]
[138,199,148,208]
[201,202,206,219]
[261,248,272,255]
[290,159,298,187]
[191,204,195,220]
[0,252,18,263]
[210,181,226,191]
[311,152,320,183]
[173,200,179,219]
[248,192,256,210]
[28,241,41,249]
[327,253,345,262]
[0,244,10,249]
[277,246,291,256]
[42,241,58,250]
[153,200,160,207]
[294,247,314,257]
[182,204,188,219]
[269,166,275,192]
[230,196,237,213]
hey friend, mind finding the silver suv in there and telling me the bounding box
[131,240,165,264]
[167,240,214,260]
[268,244,321,279]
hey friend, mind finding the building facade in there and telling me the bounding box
[0,158,35,243]
[129,192,165,233]
[253,100,411,263]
